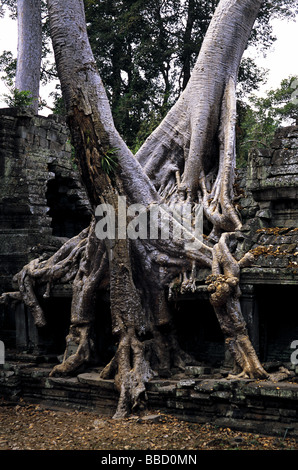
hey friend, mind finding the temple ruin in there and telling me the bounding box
[0,107,298,437]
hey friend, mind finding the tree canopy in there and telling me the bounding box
[83,0,298,148]
[238,75,298,164]
[1,0,298,143]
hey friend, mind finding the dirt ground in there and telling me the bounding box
[0,398,297,452]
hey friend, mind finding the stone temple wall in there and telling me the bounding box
[0,111,298,435]
[0,108,92,293]
[245,125,298,228]
[234,126,298,364]
[0,108,91,346]
[0,108,297,366]
[169,125,298,367]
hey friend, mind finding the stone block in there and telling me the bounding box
[194,380,217,393]
[0,233,30,254]
[185,366,212,376]
[38,136,50,149]
[16,126,28,139]
[77,372,116,391]
[189,391,211,401]
[47,129,58,142]
[279,408,296,418]
[50,140,64,152]
[211,390,233,400]
[256,208,272,220]
[177,379,196,389]
[175,388,190,398]
[156,384,177,396]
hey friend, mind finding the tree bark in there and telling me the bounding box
[136,0,262,233]
[16,0,42,113]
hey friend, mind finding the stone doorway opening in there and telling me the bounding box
[171,298,225,367]
[46,166,91,239]
[255,284,298,365]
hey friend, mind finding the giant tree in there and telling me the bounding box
[2,0,291,418]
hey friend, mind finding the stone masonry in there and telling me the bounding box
[0,112,298,437]
[0,107,91,348]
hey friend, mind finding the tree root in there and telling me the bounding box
[194,77,242,235]
[9,227,89,327]
[50,323,95,376]
[207,232,269,380]
[226,334,269,379]
[49,220,109,375]
[0,291,23,305]
[267,366,293,383]
[100,329,155,418]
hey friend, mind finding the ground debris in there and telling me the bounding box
[0,400,297,450]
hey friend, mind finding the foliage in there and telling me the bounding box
[3,86,35,108]
[0,0,17,18]
[1,0,298,142]
[237,57,268,98]
[49,84,66,115]
[0,1,58,102]
[83,0,298,149]
[265,75,298,124]
[237,75,298,166]
[101,148,119,176]
[236,100,278,167]
[0,51,17,86]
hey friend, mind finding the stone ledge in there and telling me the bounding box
[241,268,298,285]
[1,359,298,438]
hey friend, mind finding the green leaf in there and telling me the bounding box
[3,88,35,108]
[101,147,119,176]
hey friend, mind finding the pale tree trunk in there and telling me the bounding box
[15,0,42,114]
[136,0,262,234]
[3,0,287,418]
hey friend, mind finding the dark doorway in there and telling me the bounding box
[170,298,225,366]
[255,284,298,364]
[46,173,91,238]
